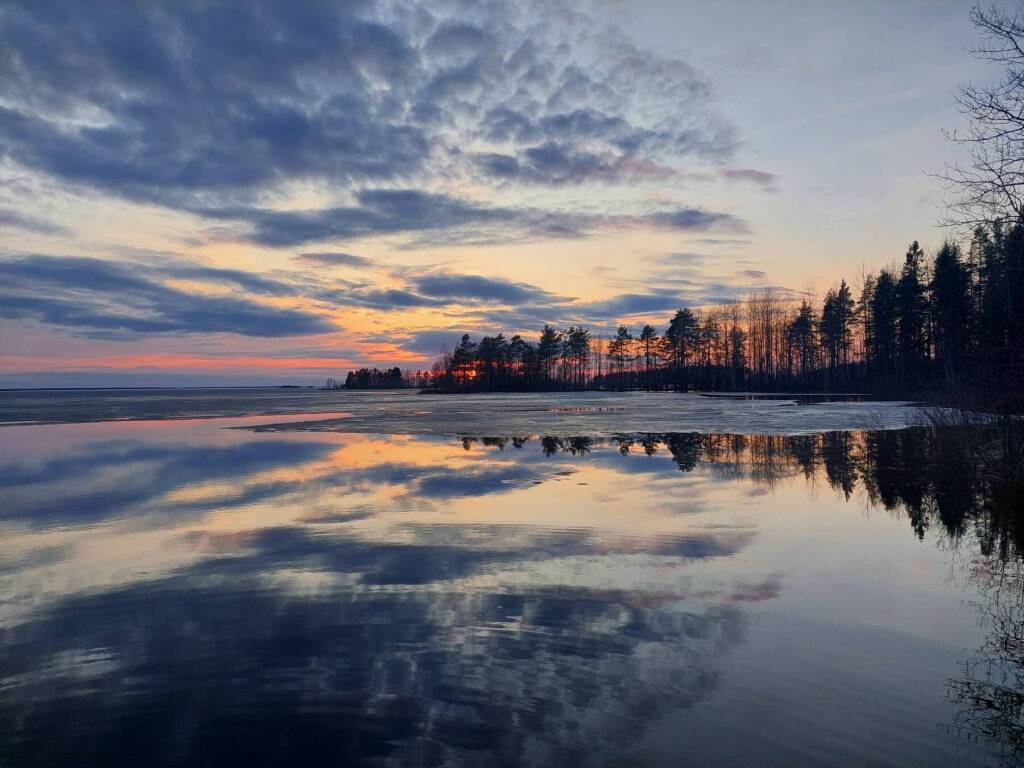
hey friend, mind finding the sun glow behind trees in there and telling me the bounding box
[423,229,1021,398]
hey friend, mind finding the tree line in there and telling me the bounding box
[424,224,1022,402]
[327,367,429,390]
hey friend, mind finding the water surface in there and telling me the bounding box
[0,393,1016,766]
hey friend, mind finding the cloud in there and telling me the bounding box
[719,168,778,190]
[475,140,678,186]
[690,238,751,247]
[401,329,484,355]
[0,0,739,221]
[206,189,743,248]
[447,253,787,331]
[307,273,557,315]
[412,273,557,304]
[0,207,69,236]
[642,208,746,233]
[162,263,298,296]
[344,288,445,311]
[0,254,335,338]
[424,21,491,60]
[474,142,621,185]
[294,251,374,268]
[202,189,556,248]
[575,291,690,319]
[0,0,764,359]
[0,251,608,338]
[649,252,711,266]
[0,3,426,207]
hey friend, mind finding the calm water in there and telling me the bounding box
[0,392,1019,766]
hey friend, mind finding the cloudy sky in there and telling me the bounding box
[0,0,994,386]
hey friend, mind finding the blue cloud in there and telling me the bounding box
[202,189,548,248]
[0,2,425,206]
[400,329,485,355]
[205,189,743,248]
[482,107,540,143]
[412,273,554,304]
[0,207,69,236]
[643,209,745,233]
[719,168,778,189]
[577,292,690,318]
[0,254,335,338]
[0,0,741,236]
[325,273,556,313]
[424,22,490,60]
[348,288,444,310]
[475,141,622,185]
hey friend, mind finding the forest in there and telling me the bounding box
[327,367,423,390]
[424,223,1022,405]
[424,6,1024,410]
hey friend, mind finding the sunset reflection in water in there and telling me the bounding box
[0,419,1010,766]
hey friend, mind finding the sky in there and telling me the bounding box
[0,0,999,387]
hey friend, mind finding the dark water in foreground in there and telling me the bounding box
[0,400,1021,766]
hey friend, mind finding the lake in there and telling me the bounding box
[0,389,1017,766]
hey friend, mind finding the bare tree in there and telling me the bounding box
[942,5,1024,227]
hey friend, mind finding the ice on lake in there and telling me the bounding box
[0,388,924,435]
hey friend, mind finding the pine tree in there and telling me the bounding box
[897,241,928,386]
[537,325,561,386]
[871,270,899,383]
[664,308,699,390]
[639,324,658,390]
[931,241,973,389]
[787,301,817,386]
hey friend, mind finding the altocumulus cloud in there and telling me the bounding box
[203,190,564,248]
[0,3,426,204]
[207,189,744,248]
[412,273,558,304]
[307,271,558,313]
[0,0,746,248]
[0,255,335,338]
[0,246,770,346]
[401,329,480,355]
[0,208,69,236]
[294,252,374,269]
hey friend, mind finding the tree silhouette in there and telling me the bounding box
[786,300,817,387]
[897,241,929,386]
[931,241,973,389]
[416,234,1019,403]
[639,324,659,391]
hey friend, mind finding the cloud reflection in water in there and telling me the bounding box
[0,423,1009,766]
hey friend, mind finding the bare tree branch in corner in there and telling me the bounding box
[940,5,1024,228]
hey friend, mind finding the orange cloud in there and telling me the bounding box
[0,354,359,373]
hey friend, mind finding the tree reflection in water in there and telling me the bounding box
[949,557,1024,766]
[941,448,1024,767]
[3,425,1024,766]
[459,427,1016,544]
[466,428,1024,764]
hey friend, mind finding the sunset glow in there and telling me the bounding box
[0,1,987,386]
